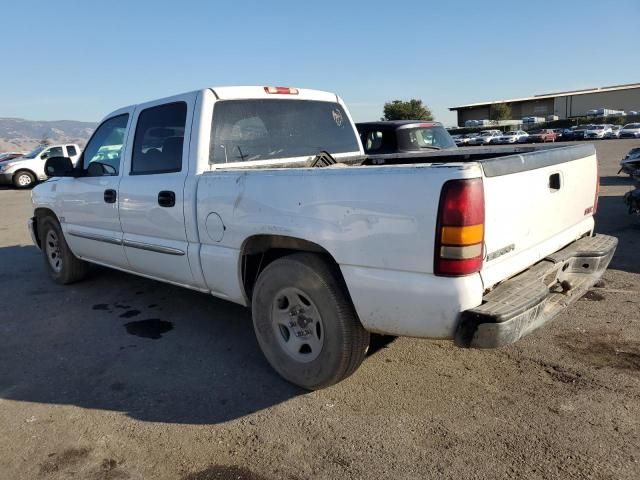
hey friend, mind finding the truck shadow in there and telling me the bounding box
[599,175,634,187]
[595,194,640,274]
[0,245,302,424]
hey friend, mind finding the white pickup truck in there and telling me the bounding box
[0,143,81,188]
[29,86,617,389]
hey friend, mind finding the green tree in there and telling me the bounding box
[490,103,512,121]
[383,99,434,121]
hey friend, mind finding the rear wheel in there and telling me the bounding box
[252,253,370,390]
[40,216,89,284]
[13,170,35,188]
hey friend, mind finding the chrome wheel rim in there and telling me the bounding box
[45,230,63,273]
[271,287,324,363]
[18,174,32,186]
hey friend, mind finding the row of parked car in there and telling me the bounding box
[452,122,640,146]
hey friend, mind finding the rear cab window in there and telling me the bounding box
[209,100,359,165]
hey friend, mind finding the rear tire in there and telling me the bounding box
[13,170,35,188]
[252,253,370,390]
[39,216,89,284]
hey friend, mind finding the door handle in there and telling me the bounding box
[549,173,561,190]
[104,189,117,203]
[158,190,176,207]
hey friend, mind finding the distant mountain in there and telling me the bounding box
[0,117,96,153]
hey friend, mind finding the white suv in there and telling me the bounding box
[0,144,81,188]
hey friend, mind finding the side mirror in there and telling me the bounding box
[44,156,75,177]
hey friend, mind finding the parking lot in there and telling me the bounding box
[0,140,638,479]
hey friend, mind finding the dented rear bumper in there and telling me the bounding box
[456,234,618,348]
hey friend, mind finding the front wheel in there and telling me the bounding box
[39,216,89,284]
[252,253,370,390]
[13,170,35,188]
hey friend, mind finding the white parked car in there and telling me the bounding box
[495,130,529,144]
[620,123,640,138]
[29,85,616,389]
[453,133,474,146]
[584,125,612,139]
[468,130,502,145]
[0,144,81,188]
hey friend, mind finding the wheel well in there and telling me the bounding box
[240,235,343,302]
[33,208,58,247]
[13,169,36,179]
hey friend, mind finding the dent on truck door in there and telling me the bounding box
[59,113,131,269]
[118,98,196,286]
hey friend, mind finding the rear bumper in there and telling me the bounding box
[456,234,617,348]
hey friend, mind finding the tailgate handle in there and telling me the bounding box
[549,173,561,190]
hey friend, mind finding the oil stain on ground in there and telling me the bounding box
[124,319,173,339]
[119,309,141,319]
[182,465,272,480]
[39,447,91,475]
[581,291,605,301]
[556,333,640,374]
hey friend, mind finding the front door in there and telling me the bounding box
[59,112,131,269]
[118,96,195,286]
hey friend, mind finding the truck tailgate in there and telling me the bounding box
[479,144,598,289]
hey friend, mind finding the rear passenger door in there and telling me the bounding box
[118,94,196,286]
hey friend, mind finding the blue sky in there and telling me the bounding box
[2,0,639,125]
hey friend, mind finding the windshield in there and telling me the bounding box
[397,125,456,150]
[503,132,516,136]
[624,123,640,129]
[210,100,359,163]
[23,145,45,159]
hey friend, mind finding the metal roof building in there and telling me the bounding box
[449,83,640,126]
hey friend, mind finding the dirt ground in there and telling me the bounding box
[0,140,638,480]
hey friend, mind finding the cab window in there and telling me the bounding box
[359,130,397,154]
[41,146,63,160]
[131,102,187,175]
[82,114,129,176]
[210,100,358,163]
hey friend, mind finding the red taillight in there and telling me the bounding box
[264,86,299,95]
[435,178,485,276]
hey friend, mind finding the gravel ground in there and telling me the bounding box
[0,140,638,480]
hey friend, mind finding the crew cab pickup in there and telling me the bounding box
[29,86,617,389]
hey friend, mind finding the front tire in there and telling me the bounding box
[13,170,35,188]
[39,216,89,284]
[252,253,370,390]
